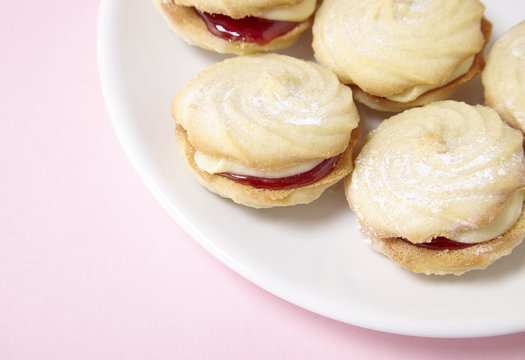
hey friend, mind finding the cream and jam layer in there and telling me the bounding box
[191,0,316,44]
[385,56,475,102]
[195,151,324,179]
[195,151,339,190]
[449,188,525,244]
[407,188,525,250]
[195,11,298,45]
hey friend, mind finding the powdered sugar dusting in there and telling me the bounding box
[174,54,359,169]
[313,0,485,95]
[512,37,525,59]
[347,101,525,243]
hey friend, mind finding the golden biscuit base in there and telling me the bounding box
[175,124,360,208]
[351,18,492,112]
[366,204,525,276]
[155,1,313,54]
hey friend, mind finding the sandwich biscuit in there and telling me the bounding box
[174,54,360,208]
[346,101,525,275]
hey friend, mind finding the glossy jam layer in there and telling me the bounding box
[402,237,477,250]
[195,9,298,45]
[219,156,339,190]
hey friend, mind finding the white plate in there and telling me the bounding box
[98,0,525,337]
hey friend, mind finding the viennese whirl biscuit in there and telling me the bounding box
[346,101,525,275]
[313,0,491,112]
[154,0,317,54]
[174,54,360,208]
[483,20,525,134]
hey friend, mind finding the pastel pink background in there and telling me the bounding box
[1,1,525,359]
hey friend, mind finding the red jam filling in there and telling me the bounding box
[194,9,299,45]
[402,237,476,250]
[219,156,339,190]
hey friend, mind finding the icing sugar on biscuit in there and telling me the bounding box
[313,0,485,100]
[347,101,525,244]
[174,54,358,170]
[483,20,525,133]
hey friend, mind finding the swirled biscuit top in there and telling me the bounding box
[347,101,525,244]
[483,20,525,133]
[170,0,311,19]
[313,0,485,97]
[173,54,359,170]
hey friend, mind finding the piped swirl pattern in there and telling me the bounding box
[173,54,359,170]
[483,20,525,133]
[347,101,525,243]
[313,0,485,97]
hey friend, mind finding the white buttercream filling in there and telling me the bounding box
[386,56,475,102]
[164,0,315,22]
[259,0,316,22]
[194,151,323,178]
[449,188,525,244]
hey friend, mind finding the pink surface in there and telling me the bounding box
[1,1,525,359]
